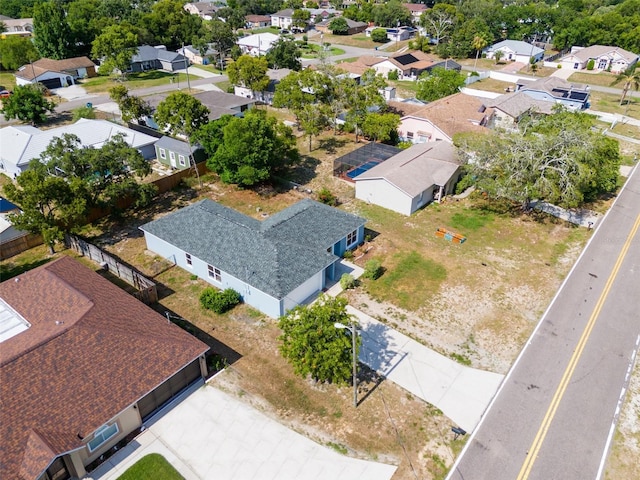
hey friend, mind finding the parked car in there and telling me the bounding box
[0,90,12,98]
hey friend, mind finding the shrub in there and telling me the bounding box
[200,287,241,314]
[586,59,595,70]
[72,105,95,121]
[371,28,388,43]
[388,70,399,80]
[342,249,354,260]
[340,273,356,290]
[317,187,337,206]
[557,64,562,69]
[363,259,383,280]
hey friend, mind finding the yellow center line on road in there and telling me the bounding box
[517,213,640,480]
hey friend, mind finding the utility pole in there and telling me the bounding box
[182,43,191,92]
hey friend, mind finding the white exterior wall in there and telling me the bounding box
[271,16,292,29]
[355,178,414,216]
[398,117,450,143]
[143,232,282,318]
[282,269,324,315]
[372,60,401,78]
[15,70,69,86]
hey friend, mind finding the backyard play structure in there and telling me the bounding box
[436,227,466,244]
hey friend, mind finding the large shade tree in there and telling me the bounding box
[91,23,140,76]
[32,0,75,59]
[457,111,621,209]
[201,109,299,186]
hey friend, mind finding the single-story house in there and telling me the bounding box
[0,256,209,480]
[486,91,555,130]
[271,8,294,29]
[307,8,341,23]
[128,45,188,73]
[14,56,97,89]
[365,25,417,42]
[234,68,292,104]
[389,92,493,144]
[403,3,427,23]
[140,199,366,318]
[368,50,460,80]
[245,14,271,29]
[483,40,544,64]
[183,1,219,20]
[515,76,590,110]
[178,44,218,65]
[154,135,205,170]
[560,45,639,74]
[237,32,280,57]
[0,119,158,178]
[315,17,368,35]
[0,15,33,37]
[354,141,462,215]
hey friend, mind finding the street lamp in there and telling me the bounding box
[334,321,358,407]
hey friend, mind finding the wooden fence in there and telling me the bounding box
[0,233,44,260]
[65,234,158,304]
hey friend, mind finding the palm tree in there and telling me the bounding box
[611,65,640,108]
[472,35,488,71]
[494,49,504,65]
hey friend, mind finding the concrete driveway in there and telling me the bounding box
[349,306,504,433]
[87,382,397,480]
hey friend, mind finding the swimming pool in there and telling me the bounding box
[346,160,380,179]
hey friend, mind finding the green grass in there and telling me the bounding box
[568,71,621,87]
[0,71,17,90]
[80,71,189,94]
[299,43,345,59]
[449,210,495,232]
[366,251,447,310]
[117,454,184,480]
[0,245,55,280]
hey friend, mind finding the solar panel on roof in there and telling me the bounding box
[394,54,419,66]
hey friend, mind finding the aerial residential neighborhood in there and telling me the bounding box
[0,1,639,480]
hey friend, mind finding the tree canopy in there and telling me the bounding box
[227,55,270,93]
[3,133,156,252]
[0,36,39,70]
[0,84,55,125]
[198,109,299,186]
[154,92,210,138]
[266,37,302,71]
[279,295,360,384]
[32,0,75,59]
[91,23,140,76]
[457,111,621,208]
[109,85,153,123]
[416,67,466,102]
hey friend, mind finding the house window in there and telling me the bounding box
[170,152,176,162]
[407,131,414,140]
[178,154,186,167]
[159,148,166,159]
[185,253,192,266]
[346,230,358,248]
[208,264,221,282]
[87,423,119,453]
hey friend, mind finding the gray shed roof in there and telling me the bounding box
[154,136,198,155]
[140,199,365,298]
[354,142,460,196]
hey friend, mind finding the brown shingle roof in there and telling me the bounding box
[15,56,96,80]
[0,256,209,480]
[390,93,492,140]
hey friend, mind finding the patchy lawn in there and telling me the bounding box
[589,90,640,119]
[79,71,189,94]
[568,71,622,87]
[300,43,345,59]
[317,33,378,49]
[117,454,184,480]
[0,71,17,90]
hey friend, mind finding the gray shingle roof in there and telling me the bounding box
[487,91,555,118]
[154,136,197,156]
[140,199,365,298]
[486,40,543,57]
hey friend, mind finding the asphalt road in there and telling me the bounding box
[447,164,640,480]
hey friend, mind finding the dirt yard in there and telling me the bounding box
[2,127,636,479]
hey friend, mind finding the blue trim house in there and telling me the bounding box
[140,199,366,317]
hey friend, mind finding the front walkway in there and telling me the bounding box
[348,306,504,433]
[323,261,504,433]
[87,382,397,480]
